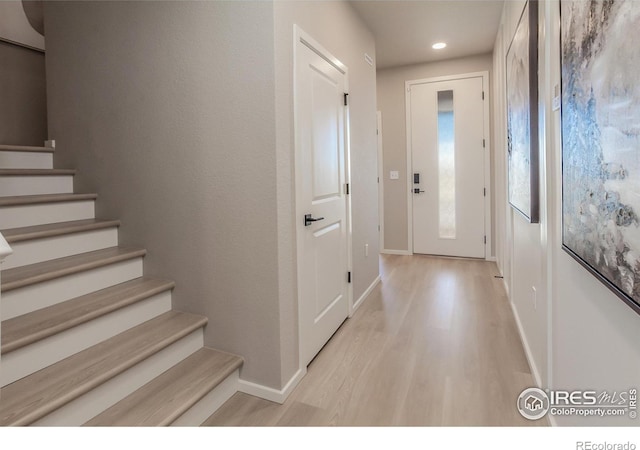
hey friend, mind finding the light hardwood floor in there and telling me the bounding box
[204,254,546,426]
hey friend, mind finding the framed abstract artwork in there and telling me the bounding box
[506,0,539,223]
[561,0,640,314]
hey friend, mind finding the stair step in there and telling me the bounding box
[0,193,96,229]
[0,193,96,207]
[0,169,76,197]
[0,169,75,176]
[0,311,207,426]
[2,219,121,244]
[1,247,146,293]
[2,277,175,354]
[0,150,53,169]
[0,144,55,153]
[85,348,242,426]
[1,219,122,270]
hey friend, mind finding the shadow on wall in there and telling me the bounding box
[22,1,44,36]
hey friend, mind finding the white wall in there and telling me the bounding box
[376,55,494,254]
[495,0,640,425]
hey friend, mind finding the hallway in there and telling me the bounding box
[205,255,545,426]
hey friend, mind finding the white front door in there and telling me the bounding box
[295,29,350,367]
[409,76,486,258]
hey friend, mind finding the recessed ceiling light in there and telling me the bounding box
[432,42,447,50]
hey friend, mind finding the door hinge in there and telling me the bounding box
[484,187,486,197]
[484,236,487,244]
[482,138,486,148]
[482,91,485,100]
[378,225,380,231]
[345,183,350,195]
[347,271,352,283]
[344,93,349,106]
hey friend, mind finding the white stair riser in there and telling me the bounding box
[2,258,144,320]
[1,290,173,387]
[4,228,119,270]
[0,175,74,197]
[34,329,204,426]
[0,201,95,229]
[171,368,239,426]
[0,151,53,169]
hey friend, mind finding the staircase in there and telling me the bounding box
[0,143,243,426]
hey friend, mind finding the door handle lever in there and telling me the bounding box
[304,214,325,226]
[413,188,425,194]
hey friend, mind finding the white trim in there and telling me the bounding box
[238,368,307,405]
[0,232,13,262]
[380,249,412,256]
[405,71,492,258]
[377,111,385,253]
[485,256,497,262]
[172,369,239,426]
[350,275,381,318]
[510,301,542,388]
[481,73,493,260]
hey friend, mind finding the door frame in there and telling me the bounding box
[377,111,385,253]
[405,71,492,260]
[293,25,353,368]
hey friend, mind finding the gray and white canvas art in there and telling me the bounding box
[562,0,640,313]
[507,0,538,222]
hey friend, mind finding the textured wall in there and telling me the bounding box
[376,55,494,253]
[44,1,282,388]
[0,41,47,146]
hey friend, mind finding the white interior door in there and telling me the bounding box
[295,30,349,367]
[409,76,486,258]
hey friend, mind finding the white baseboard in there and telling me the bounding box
[380,249,412,256]
[485,256,497,262]
[510,301,542,388]
[238,367,306,404]
[350,275,380,317]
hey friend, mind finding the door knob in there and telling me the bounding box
[414,188,425,194]
[304,214,325,226]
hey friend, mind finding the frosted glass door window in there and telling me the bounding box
[438,90,455,239]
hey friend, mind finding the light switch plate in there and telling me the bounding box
[390,171,399,180]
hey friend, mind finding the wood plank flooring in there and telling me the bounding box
[204,254,547,426]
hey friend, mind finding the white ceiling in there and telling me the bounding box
[349,0,504,69]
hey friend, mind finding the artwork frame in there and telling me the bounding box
[560,0,640,315]
[506,0,539,223]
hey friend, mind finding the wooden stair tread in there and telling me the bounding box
[0,169,76,176]
[1,246,146,293]
[0,193,97,207]
[2,219,121,244]
[1,277,175,354]
[85,348,242,426]
[0,144,54,153]
[0,311,207,426]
